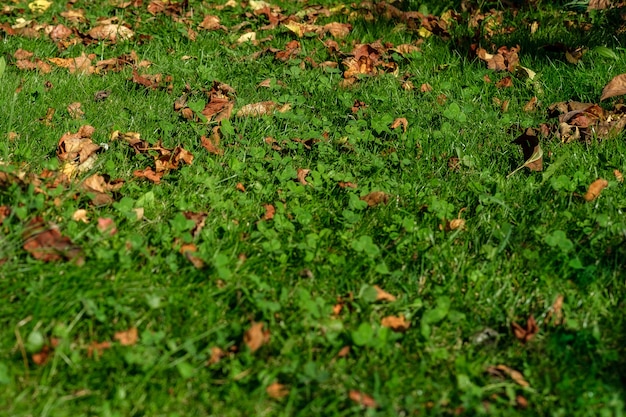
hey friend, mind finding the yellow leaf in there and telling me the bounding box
[28,0,52,14]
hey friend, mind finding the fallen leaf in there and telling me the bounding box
[495,76,513,88]
[207,346,226,365]
[97,218,117,236]
[511,315,538,343]
[360,191,389,207]
[31,345,52,365]
[266,382,289,399]
[349,390,378,408]
[23,217,84,264]
[614,169,623,182]
[374,285,396,302]
[545,294,564,326]
[338,181,357,189]
[523,96,538,112]
[56,125,100,175]
[201,127,223,155]
[337,346,350,357]
[297,168,310,185]
[600,73,626,101]
[420,83,433,92]
[72,209,90,223]
[508,128,543,177]
[0,206,10,225]
[198,14,227,31]
[390,117,408,132]
[89,23,134,42]
[87,340,111,358]
[244,322,270,352]
[381,315,410,332]
[29,0,52,14]
[236,182,246,192]
[493,364,530,387]
[477,45,519,72]
[67,102,84,119]
[516,395,529,409]
[584,178,608,201]
[262,204,275,220]
[180,243,204,268]
[133,167,162,183]
[237,31,256,44]
[446,218,466,231]
[114,327,138,346]
[236,101,290,117]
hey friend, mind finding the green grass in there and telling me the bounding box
[1,1,626,415]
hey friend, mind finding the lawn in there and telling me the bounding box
[1,0,626,415]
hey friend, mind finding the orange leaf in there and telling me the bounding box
[114,327,138,346]
[262,204,275,221]
[207,346,226,365]
[338,181,357,189]
[244,322,270,352]
[180,243,204,268]
[374,285,396,302]
[87,340,112,358]
[390,117,408,132]
[266,382,289,399]
[133,167,162,183]
[493,364,530,387]
[511,315,538,343]
[349,390,378,408]
[381,315,410,332]
[584,178,608,201]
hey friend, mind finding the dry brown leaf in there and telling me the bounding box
[374,285,396,302]
[390,117,408,132]
[584,178,608,201]
[23,217,84,264]
[446,218,466,231]
[180,243,204,268]
[337,346,350,358]
[510,128,543,175]
[114,327,138,346]
[198,14,227,31]
[420,83,433,93]
[495,76,513,88]
[266,382,289,399]
[67,102,84,119]
[477,45,519,72]
[236,182,246,192]
[201,127,223,156]
[31,345,52,366]
[323,22,352,38]
[262,204,275,220]
[381,315,410,332]
[511,315,538,343]
[244,322,270,352]
[545,294,564,326]
[600,74,626,101]
[236,101,290,117]
[89,24,134,42]
[349,390,378,408]
[133,167,162,183]
[614,169,623,183]
[207,346,226,365]
[360,191,389,207]
[338,181,357,189]
[297,168,310,185]
[48,52,94,74]
[237,31,256,44]
[523,96,538,112]
[0,206,11,226]
[494,364,530,387]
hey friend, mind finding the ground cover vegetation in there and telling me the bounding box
[1,0,626,415]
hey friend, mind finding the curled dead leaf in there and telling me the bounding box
[511,315,538,343]
[584,178,608,201]
[262,204,275,220]
[614,169,623,183]
[390,117,408,132]
[297,168,310,185]
[89,24,134,42]
[236,101,290,117]
[244,322,270,352]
